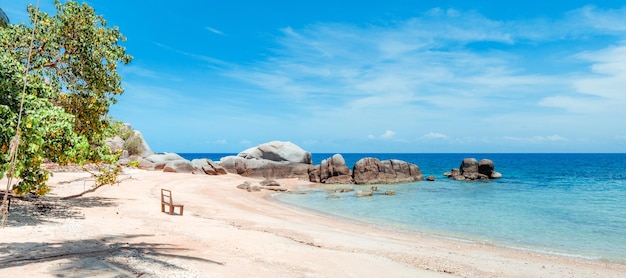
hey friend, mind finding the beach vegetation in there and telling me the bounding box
[0,1,132,195]
[128,160,140,168]
[119,128,134,141]
[124,136,142,156]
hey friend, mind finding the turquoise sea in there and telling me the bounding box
[180,153,626,262]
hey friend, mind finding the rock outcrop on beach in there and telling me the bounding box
[136,153,227,175]
[105,123,154,166]
[104,123,154,169]
[307,154,424,185]
[352,158,424,184]
[220,141,313,179]
[103,123,229,175]
[444,158,502,180]
[191,158,227,175]
[308,154,353,184]
[238,141,312,164]
[163,159,195,173]
[140,153,186,171]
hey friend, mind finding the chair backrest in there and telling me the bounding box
[161,189,173,204]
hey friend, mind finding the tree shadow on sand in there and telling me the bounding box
[3,195,117,227]
[0,234,224,277]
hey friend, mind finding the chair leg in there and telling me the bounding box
[180,206,184,216]
[169,205,174,215]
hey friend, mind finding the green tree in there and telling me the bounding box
[0,1,132,195]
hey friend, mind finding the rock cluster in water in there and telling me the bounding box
[444,158,502,180]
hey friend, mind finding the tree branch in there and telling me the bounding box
[60,175,133,200]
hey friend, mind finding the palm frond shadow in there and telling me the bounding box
[0,234,224,277]
[4,196,117,227]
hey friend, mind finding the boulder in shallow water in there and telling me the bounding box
[478,159,494,176]
[446,158,502,180]
[355,190,373,197]
[324,175,354,184]
[317,154,353,183]
[460,158,479,175]
[260,179,280,187]
[352,158,423,184]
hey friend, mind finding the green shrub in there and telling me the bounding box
[128,160,139,168]
[124,136,142,156]
[119,129,134,141]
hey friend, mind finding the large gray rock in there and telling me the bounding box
[460,158,479,175]
[460,158,487,180]
[126,130,154,157]
[220,141,313,179]
[139,153,194,173]
[310,154,353,184]
[191,158,227,175]
[352,158,424,184]
[220,155,312,179]
[446,158,502,180]
[137,157,156,170]
[146,153,185,163]
[478,159,494,176]
[105,123,154,158]
[146,153,186,170]
[478,159,503,179]
[105,136,125,153]
[238,141,312,164]
[163,160,195,173]
[324,175,354,184]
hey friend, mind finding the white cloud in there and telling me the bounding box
[205,27,224,35]
[381,130,396,139]
[502,135,568,143]
[421,132,449,140]
[154,42,231,68]
[573,6,626,32]
[540,44,626,114]
[368,130,396,140]
[215,139,227,144]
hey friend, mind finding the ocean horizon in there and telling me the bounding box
[179,152,626,262]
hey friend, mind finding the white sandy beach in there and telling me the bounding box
[1,169,625,277]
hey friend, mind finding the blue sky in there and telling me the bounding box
[4,1,626,153]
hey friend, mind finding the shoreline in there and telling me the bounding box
[1,169,625,277]
[269,188,621,265]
